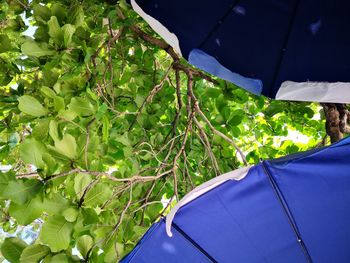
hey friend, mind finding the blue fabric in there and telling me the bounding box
[173,165,306,263]
[121,220,212,262]
[189,49,263,95]
[131,0,350,99]
[121,137,350,262]
[267,138,350,262]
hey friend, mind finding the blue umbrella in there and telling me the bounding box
[129,0,350,103]
[121,136,350,262]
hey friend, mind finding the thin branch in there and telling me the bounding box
[78,178,99,207]
[129,64,173,131]
[193,116,220,176]
[131,200,163,214]
[187,79,248,165]
[171,73,195,200]
[116,7,218,84]
[85,118,96,170]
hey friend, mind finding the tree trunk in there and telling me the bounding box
[321,103,350,143]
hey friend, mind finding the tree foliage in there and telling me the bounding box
[0,0,326,261]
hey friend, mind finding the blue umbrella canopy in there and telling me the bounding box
[129,0,350,103]
[121,137,350,262]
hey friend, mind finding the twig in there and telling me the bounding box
[187,79,248,165]
[193,116,220,176]
[78,179,99,207]
[85,118,96,170]
[171,73,195,200]
[116,7,218,84]
[131,201,163,214]
[128,64,173,131]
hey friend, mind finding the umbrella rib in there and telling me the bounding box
[261,161,313,263]
[269,0,301,96]
[172,222,218,263]
[198,0,242,49]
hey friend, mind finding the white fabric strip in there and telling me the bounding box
[276,81,350,103]
[165,166,252,237]
[131,0,182,56]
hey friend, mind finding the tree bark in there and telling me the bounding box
[321,103,350,143]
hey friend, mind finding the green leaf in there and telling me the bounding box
[40,86,56,99]
[47,16,63,45]
[1,237,27,263]
[50,133,77,159]
[2,180,42,204]
[20,138,46,168]
[21,42,55,57]
[76,235,93,258]
[33,4,51,21]
[20,244,50,263]
[58,109,77,121]
[102,115,109,143]
[0,34,11,53]
[49,120,60,142]
[31,119,50,140]
[54,96,65,112]
[70,6,84,27]
[74,173,92,198]
[229,114,244,126]
[18,95,48,117]
[115,133,131,146]
[0,172,11,193]
[42,193,69,215]
[62,24,75,47]
[51,3,67,23]
[205,87,221,98]
[40,215,73,252]
[9,195,43,225]
[68,97,95,116]
[265,102,284,117]
[83,183,112,207]
[50,253,69,263]
[62,207,78,222]
[95,103,108,120]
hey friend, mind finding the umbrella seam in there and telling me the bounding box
[261,161,313,263]
[172,222,218,263]
[270,0,301,97]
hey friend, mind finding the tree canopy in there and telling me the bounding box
[0,0,327,262]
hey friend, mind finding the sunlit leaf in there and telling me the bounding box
[21,42,55,57]
[20,138,46,168]
[20,244,50,263]
[18,95,48,117]
[2,180,42,205]
[76,235,93,258]
[40,215,73,252]
[1,237,27,263]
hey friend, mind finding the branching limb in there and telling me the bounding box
[129,64,173,131]
[186,74,248,165]
[193,116,221,176]
[116,7,218,84]
[171,73,195,200]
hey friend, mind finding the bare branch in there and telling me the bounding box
[18,167,172,184]
[186,74,248,165]
[116,7,218,84]
[171,73,195,200]
[129,64,173,131]
[193,116,221,176]
[85,118,96,170]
